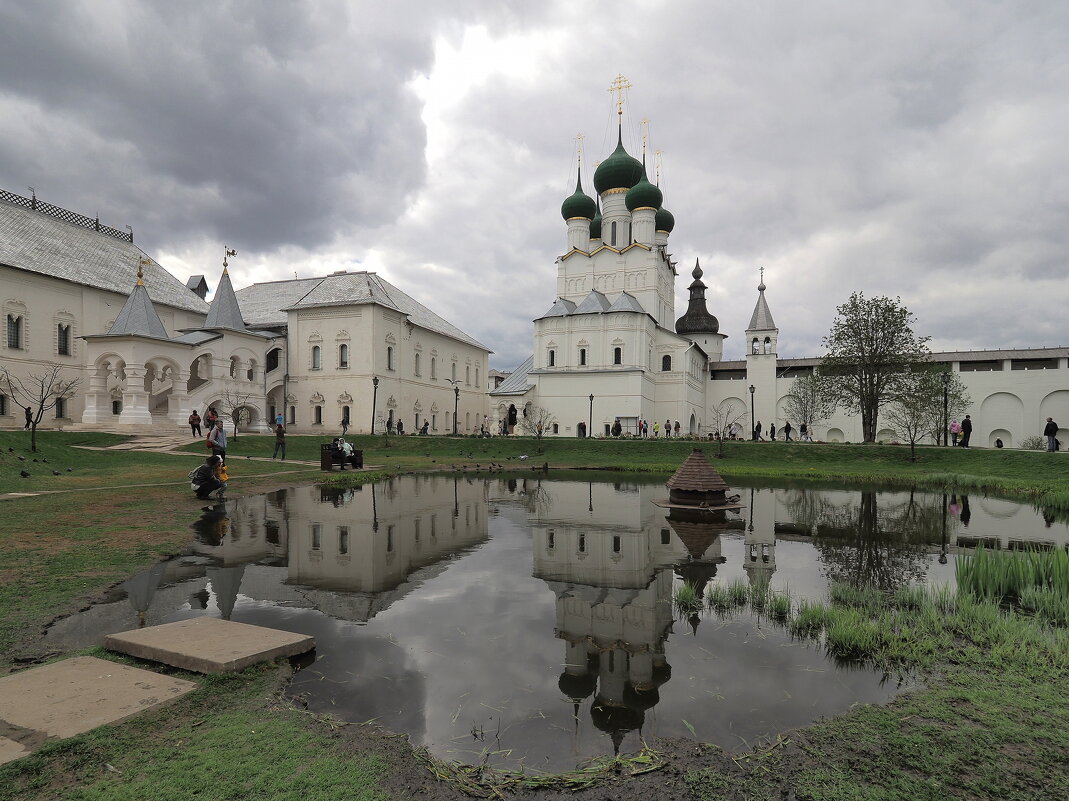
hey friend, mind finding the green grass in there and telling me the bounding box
[0,660,388,801]
[956,546,1069,602]
[175,432,1069,514]
[686,583,1069,800]
[675,582,704,615]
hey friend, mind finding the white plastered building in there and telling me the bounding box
[493,126,1069,448]
[0,190,490,434]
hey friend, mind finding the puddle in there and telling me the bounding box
[45,475,1069,770]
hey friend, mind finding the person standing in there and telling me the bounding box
[674,420,680,438]
[24,406,32,430]
[783,420,792,441]
[396,419,404,436]
[960,415,972,448]
[769,423,777,441]
[189,410,202,437]
[275,412,285,426]
[272,423,286,460]
[1044,417,1059,452]
[341,411,349,436]
[754,421,762,441]
[208,419,227,464]
[949,419,961,447]
[653,421,660,438]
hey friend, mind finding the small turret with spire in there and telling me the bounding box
[675,260,725,360]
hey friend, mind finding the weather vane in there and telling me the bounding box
[608,74,632,118]
[223,246,237,271]
[136,257,151,285]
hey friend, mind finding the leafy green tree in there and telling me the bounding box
[782,373,835,437]
[820,293,930,442]
[884,368,971,460]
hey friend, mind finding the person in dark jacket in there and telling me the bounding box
[1044,417,1059,452]
[190,456,224,499]
[960,415,973,448]
[783,421,792,441]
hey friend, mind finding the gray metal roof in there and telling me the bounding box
[747,286,776,331]
[171,331,221,345]
[715,348,1069,372]
[606,291,647,314]
[537,297,577,319]
[573,290,611,315]
[236,271,489,351]
[0,199,209,314]
[101,282,169,338]
[489,355,534,395]
[203,269,247,330]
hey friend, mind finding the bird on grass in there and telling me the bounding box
[20,470,30,478]
[52,470,60,476]
[17,456,25,461]
[66,467,72,472]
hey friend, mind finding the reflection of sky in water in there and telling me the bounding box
[42,476,1068,771]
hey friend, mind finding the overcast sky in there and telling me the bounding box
[2,1,1066,368]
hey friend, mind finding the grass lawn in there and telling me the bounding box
[2,430,1068,799]
[181,431,1069,509]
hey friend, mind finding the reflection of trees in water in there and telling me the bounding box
[519,478,553,515]
[783,489,937,591]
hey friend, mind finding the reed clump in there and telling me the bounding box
[674,582,704,616]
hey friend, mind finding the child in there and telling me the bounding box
[215,459,229,498]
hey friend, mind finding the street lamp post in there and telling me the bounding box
[588,394,594,439]
[941,371,950,447]
[371,376,379,434]
[748,384,756,440]
[453,384,460,435]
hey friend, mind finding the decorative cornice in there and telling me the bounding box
[631,206,657,212]
[565,216,592,222]
[602,187,629,195]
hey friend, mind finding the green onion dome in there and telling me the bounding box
[589,204,602,239]
[625,165,663,211]
[593,129,644,194]
[560,168,596,220]
[655,205,675,233]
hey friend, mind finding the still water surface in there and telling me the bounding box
[45,475,1069,770]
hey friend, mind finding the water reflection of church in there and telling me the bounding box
[524,479,750,752]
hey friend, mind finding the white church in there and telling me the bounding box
[491,110,1069,448]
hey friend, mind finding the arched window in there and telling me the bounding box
[662,355,672,372]
[314,405,323,425]
[431,357,436,379]
[414,353,420,376]
[451,361,456,381]
[339,343,349,369]
[387,346,394,371]
[475,367,480,387]
[548,350,556,367]
[613,347,622,365]
[342,405,350,425]
[311,346,321,370]
[466,365,471,385]
[763,336,772,354]
[266,348,281,372]
[246,360,257,381]
[229,356,240,378]
[752,338,760,354]
[610,221,617,247]
[579,348,587,366]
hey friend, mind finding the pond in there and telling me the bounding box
[45,474,1069,770]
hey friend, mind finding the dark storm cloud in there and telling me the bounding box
[1,1,1066,369]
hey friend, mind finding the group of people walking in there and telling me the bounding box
[751,420,809,441]
[947,415,974,448]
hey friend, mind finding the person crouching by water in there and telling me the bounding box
[208,419,227,464]
[190,455,226,500]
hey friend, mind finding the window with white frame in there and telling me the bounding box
[312,346,321,370]
[339,343,349,368]
[6,314,22,349]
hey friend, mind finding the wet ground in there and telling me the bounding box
[45,474,1069,771]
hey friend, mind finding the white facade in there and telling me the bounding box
[493,126,1069,447]
[0,192,490,434]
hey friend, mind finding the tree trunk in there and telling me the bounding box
[30,423,38,452]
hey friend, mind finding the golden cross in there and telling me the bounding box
[759,266,765,285]
[655,150,663,185]
[640,118,650,156]
[575,132,585,168]
[607,74,632,118]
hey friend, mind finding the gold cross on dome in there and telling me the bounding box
[608,74,632,118]
[575,133,585,167]
[655,150,663,185]
[640,118,650,156]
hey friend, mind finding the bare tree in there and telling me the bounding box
[706,398,750,457]
[781,373,836,439]
[517,404,557,441]
[216,389,255,439]
[1,364,81,452]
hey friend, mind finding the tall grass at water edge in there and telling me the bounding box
[956,546,1069,626]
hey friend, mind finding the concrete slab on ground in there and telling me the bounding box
[105,617,315,673]
[0,656,196,764]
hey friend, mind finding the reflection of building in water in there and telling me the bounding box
[192,476,488,622]
[529,480,722,753]
[743,488,777,587]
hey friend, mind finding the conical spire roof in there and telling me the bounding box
[204,268,247,330]
[747,277,776,331]
[106,278,169,339]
